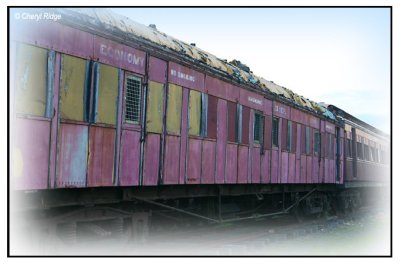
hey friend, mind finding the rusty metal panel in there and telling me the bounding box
[96,64,118,125]
[15,44,47,117]
[87,126,115,187]
[261,150,270,183]
[306,156,312,183]
[13,118,50,190]
[216,99,227,183]
[288,153,296,183]
[264,115,272,150]
[59,54,86,121]
[241,106,250,145]
[166,83,182,135]
[300,155,307,183]
[189,90,201,136]
[226,144,238,184]
[143,133,160,185]
[271,150,279,183]
[205,75,239,102]
[163,135,180,184]
[187,138,202,184]
[201,140,216,184]
[146,81,164,133]
[273,101,291,119]
[237,145,248,183]
[239,89,265,112]
[57,123,87,188]
[227,101,237,142]
[168,62,205,91]
[94,36,146,74]
[251,147,261,183]
[13,21,94,59]
[179,88,189,184]
[149,56,167,83]
[280,151,289,183]
[119,129,140,186]
[312,157,319,183]
[207,95,218,139]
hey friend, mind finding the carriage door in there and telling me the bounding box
[335,126,341,182]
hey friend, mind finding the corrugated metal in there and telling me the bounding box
[149,56,167,83]
[251,147,261,183]
[280,151,289,184]
[225,144,238,184]
[15,44,47,117]
[188,90,202,136]
[216,99,227,183]
[146,81,164,133]
[201,140,216,184]
[261,150,270,183]
[187,138,202,184]
[119,129,140,186]
[207,95,218,139]
[13,118,50,190]
[237,145,248,184]
[227,101,237,142]
[241,106,250,145]
[143,133,160,185]
[166,83,182,135]
[57,123,88,188]
[97,64,118,125]
[179,88,189,184]
[87,126,115,187]
[60,54,86,121]
[163,135,180,184]
[271,150,279,183]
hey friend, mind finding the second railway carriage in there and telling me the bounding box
[10,8,390,243]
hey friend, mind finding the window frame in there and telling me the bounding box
[253,111,264,145]
[123,73,143,126]
[272,117,279,148]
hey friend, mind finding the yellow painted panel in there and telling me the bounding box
[60,54,86,121]
[15,44,47,116]
[97,64,118,125]
[146,81,164,133]
[189,90,201,136]
[166,83,182,135]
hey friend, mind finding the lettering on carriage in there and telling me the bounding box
[248,97,263,106]
[326,124,334,132]
[100,44,145,67]
[170,69,196,82]
[274,105,286,115]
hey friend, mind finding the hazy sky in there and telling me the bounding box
[111,7,390,133]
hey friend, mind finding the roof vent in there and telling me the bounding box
[149,24,157,30]
[190,43,196,47]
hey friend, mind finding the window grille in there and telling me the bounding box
[272,117,279,147]
[125,75,141,124]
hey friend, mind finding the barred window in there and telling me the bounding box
[254,112,264,144]
[272,117,279,147]
[125,75,141,124]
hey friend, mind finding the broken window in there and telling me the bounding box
[125,74,142,124]
[272,117,279,147]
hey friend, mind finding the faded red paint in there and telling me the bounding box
[207,95,218,140]
[216,99,227,184]
[288,153,296,183]
[306,156,312,184]
[14,118,50,190]
[226,144,238,184]
[205,75,239,102]
[295,123,302,183]
[94,36,146,74]
[273,101,291,119]
[325,122,335,134]
[309,116,319,129]
[143,133,160,185]
[201,140,216,184]
[114,69,124,186]
[300,156,307,183]
[280,151,289,183]
[57,123,88,188]
[187,138,202,184]
[264,115,272,150]
[312,157,319,183]
[149,56,167,83]
[261,150,270,183]
[239,89,265,112]
[324,159,330,183]
[168,62,204,91]
[271,150,279,183]
[241,106,250,145]
[330,160,335,183]
[247,110,254,183]
[237,146,248,183]
[13,21,93,59]
[251,147,261,184]
[227,101,237,143]
[163,135,180,185]
[179,88,189,184]
[119,130,140,186]
[319,158,325,183]
[87,126,115,187]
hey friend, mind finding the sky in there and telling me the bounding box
[111,7,391,134]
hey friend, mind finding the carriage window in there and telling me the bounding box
[364,144,370,161]
[272,117,279,147]
[95,64,119,125]
[314,131,321,155]
[146,81,164,133]
[241,106,250,145]
[189,90,202,136]
[227,101,237,142]
[237,104,243,143]
[305,127,310,154]
[253,112,264,144]
[125,74,142,124]
[166,83,182,134]
[357,141,363,159]
[346,138,352,158]
[287,120,292,152]
[15,43,48,117]
[207,95,218,139]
